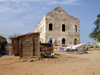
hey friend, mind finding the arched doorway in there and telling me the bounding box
[74,38,77,45]
[49,39,52,44]
[62,38,65,44]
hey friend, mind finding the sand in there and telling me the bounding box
[0,48,100,75]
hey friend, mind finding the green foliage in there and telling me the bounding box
[89,14,100,42]
[2,40,7,45]
[90,46,94,48]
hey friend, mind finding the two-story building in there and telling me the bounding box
[34,7,80,46]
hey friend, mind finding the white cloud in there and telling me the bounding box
[0,6,23,14]
[0,2,48,42]
[0,0,80,43]
[0,5,12,13]
[0,0,80,5]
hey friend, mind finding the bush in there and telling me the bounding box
[2,40,7,45]
[90,46,94,48]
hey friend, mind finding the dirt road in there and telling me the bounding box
[0,48,100,75]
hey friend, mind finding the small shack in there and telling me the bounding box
[10,32,40,58]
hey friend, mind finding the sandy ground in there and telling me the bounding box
[0,48,100,75]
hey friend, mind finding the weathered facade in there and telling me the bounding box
[34,7,80,46]
[11,32,40,58]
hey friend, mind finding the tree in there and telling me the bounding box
[89,14,100,42]
[2,40,7,45]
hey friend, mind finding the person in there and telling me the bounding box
[48,41,51,44]
[40,48,44,52]
[87,46,88,51]
[52,46,55,51]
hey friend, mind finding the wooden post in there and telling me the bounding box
[38,37,40,58]
[31,37,33,57]
[19,39,21,57]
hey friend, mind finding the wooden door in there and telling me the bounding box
[21,37,33,57]
[33,37,39,56]
[74,39,77,45]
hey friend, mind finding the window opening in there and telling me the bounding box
[74,25,77,32]
[49,23,52,31]
[62,24,65,31]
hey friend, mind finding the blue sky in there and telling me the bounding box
[0,0,100,45]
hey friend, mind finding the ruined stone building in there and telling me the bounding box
[34,7,80,46]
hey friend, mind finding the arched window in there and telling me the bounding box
[74,25,77,32]
[62,38,65,44]
[74,38,77,45]
[62,24,65,31]
[49,23,52,31]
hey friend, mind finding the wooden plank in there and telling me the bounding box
[21,37,33,57]
[19,39,22,57]
[22,47,31,51]
[30,38,33,57]
[22,51,33,57]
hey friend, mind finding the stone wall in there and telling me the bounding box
[34,7,80,46]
